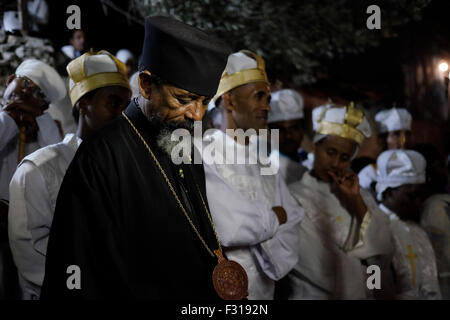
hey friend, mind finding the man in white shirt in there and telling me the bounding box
[376,149,441,299]
[203,50,304,299]
[8,51,131,299]
[287,103,395,299]
[0,59,66,202]
[267,89,308,185]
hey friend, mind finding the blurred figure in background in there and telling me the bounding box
[116,49,136,79]
[412,143,450,299]
[359,107,412,191]
[376,149,441,299]
[0,59,65,202]
[267,89,307,185]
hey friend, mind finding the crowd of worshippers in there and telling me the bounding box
[0,15,449,300]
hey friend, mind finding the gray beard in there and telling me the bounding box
[137,102,195,158]
[147,114,194,158]
[156,128,193,158]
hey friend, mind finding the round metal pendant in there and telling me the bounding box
[212,259,248,300]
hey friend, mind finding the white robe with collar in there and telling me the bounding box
[0,111,61,201]
[287,172,394,299]
[202,129,304,299]
[379,204,442,299]
[8,133,82,299]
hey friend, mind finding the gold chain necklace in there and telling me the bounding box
[122,111,221,257]
[122,110,248,300]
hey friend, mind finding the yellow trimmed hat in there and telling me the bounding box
[312,102,372,145]
[213,50,269,102]
[67,50,130,106]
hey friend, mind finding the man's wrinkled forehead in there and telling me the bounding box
[164,84,213,103]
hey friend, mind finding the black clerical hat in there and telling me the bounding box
[139,16,231,97]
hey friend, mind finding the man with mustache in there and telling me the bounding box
[41,16,232,299]
[8,51,131,300]
[287,103,395,299]
[203,50,304,299]
[0,59,66,203]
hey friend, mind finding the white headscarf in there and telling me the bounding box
[375,149,426,201]
[15,59,66,104]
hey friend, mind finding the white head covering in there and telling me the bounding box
[375,149,426,201]
[312,103,372,145]
[213,50,269,102]
[116,49,134,64]
[3,11,21,32]
[375,108,412,134]
[225,51,257,74]
[268,89,304,123]
[15,59,66,104]
[67,50,130,106]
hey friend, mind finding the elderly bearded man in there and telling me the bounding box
[40,16,239,300]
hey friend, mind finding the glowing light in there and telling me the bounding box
[439,62,449,72]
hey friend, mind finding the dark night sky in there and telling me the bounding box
[30,0,450,106]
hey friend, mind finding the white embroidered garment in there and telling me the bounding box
[8,133,82,299]
[358,164,377,190]
[379,204,441,299]
[420,194,450,299]
[202,129,304,299]
[287,172,394,299]
[0,111,62,201]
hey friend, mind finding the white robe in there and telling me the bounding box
[8,133,81,299]
[0,111,61,201]
[358,164,377,190]
[202,129,304,299]
[379,204,441,299]
[268,150,307,185]
[288,172,394,299]
[420,194,450,299]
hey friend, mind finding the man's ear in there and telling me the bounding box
[222,92,235,112]
[6,74,15,86]
[75,98,88,116]
[138,71,152,100]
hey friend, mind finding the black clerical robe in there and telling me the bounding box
[40,101,220,300]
